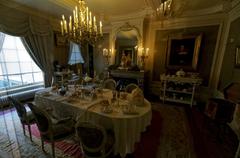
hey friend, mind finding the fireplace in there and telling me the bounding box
[106,70,149,93]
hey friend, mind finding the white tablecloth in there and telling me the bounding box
[34,88,152,158]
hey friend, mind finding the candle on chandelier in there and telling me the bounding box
[64,20,67,33]
[168,0,172,9]
[86,7,89,28]
[75,6,78,26]
[75,6,78,17]
[60,21,64,35]
[69,16,72,32]
[160,3,163,14]
[81,12,84,24]
[89,12,92,28]
[93,16,97,32]
[164,1,167,13]
[100,21,102,35]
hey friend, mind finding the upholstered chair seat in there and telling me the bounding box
[28,103,75,158]
[76,121,115,158]
[42,118,75,140]
[205,98,236,123]
[103,79,116,90]
[8,97,36,141]
[125,83,139,93]
[204,98,236,142]
[21,111,35,124]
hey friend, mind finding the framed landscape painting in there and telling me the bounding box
[166,34,202,70]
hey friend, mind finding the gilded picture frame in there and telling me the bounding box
[236,46,240,67]
[54,32,66,46]
[166,34,202,70]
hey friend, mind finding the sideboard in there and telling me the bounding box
[160,75,202,107]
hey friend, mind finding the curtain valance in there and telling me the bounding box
[0,4,52,36]
[0,4,54,87]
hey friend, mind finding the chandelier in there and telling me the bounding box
[60,0,103,44]
[156,0,173,18]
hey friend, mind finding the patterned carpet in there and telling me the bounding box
[0,109,72,158]
[0,102,195,158]
[152,103,196,158]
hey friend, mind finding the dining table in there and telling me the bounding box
[34,86,152,158]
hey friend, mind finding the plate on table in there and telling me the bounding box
[101,107,113,114]
[102,89,110,93]
[42,92,52,97]
[65,98,78,104]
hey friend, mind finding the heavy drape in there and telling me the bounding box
[0,4,54,87]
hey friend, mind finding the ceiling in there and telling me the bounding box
[116,30,139,40]
[8,0,227,20]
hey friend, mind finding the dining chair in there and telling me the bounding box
[28,103,75,158]
[103,79,117,90]
[204,98,236,142]
[8,96,35,141]
[75,121,115,158]
[125,83,139,93]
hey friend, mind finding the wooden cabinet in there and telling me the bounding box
[160,75,202,107]
[53,71,71,86]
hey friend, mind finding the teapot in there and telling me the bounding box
[176,69,185,77]
[58,86,66,96]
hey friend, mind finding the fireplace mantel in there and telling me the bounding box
[109,70,144,79]
[106,70,149,92]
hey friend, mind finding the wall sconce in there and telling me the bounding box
[103,48,112,66]
[138,47,149,71]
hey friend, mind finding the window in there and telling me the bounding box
[0,33,44,92]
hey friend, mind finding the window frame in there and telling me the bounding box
[0,33,44,92]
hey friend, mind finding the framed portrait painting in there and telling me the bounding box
[117,46,136,65]
[166,34,202,70]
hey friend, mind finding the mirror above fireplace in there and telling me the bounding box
[113,23,142,68]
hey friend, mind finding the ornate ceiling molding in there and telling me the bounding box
[151,12,226,30]
[109,7,152,22]
[229,0,240,21]
[48,0,76,11]
[182,4,224,17]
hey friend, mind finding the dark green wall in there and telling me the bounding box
[93,33,110,74]
[152,25,219,86]
[220,17,240,89]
